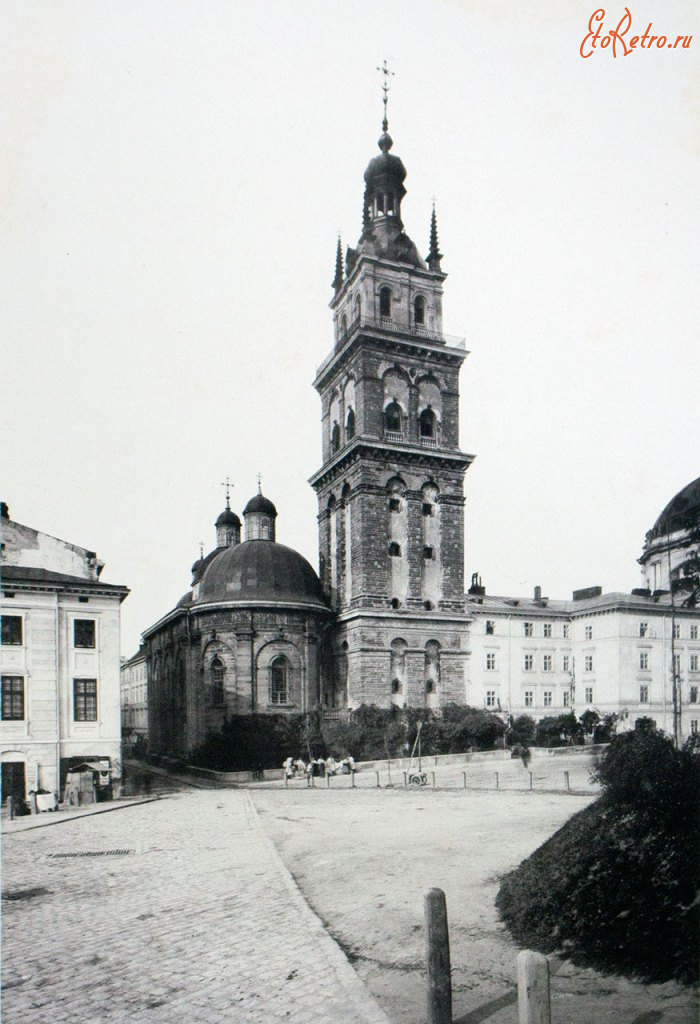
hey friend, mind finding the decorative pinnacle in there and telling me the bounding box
[427,203,443,268]
[376,59,395,132]
[221,476,233,509]
[332,235,344,291]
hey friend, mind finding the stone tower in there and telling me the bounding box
[310,110,474,711]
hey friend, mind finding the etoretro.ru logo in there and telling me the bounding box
[580,8,693,58]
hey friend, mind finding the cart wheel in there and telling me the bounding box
[409,775,421,787]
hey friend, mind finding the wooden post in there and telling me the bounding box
[564,771,570,791]
[425,888,452,1024]
[462,771,467,789]
[431,771,436,789]
[403,771,408,788]
[376,771,380,788]
[326,774,331,788]
[495,771,499,790]
[285,774,289,788]
[529,772,533,791]
[517,950,550,1024]
[8,796,14,820]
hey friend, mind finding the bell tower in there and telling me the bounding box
[310,82,474,711]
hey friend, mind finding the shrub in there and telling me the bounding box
[497,727,700,984]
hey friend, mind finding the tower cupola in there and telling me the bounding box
[215,502,241,548]
[243,484,277,541]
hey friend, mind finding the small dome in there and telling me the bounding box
[649,477,700,539]
[243,492,277,517]
[196,540,328,610]
[216,507,241,528]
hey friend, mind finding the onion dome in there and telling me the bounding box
[196,541,329,611]
[243,493,277,517]
[216,507,241,528]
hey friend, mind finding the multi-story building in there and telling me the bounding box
[120,646,148,755]
[0,503,128,804]
[466,574,700,743]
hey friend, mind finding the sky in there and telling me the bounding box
[2,0,698,657]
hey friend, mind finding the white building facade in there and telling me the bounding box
[466,582,700,743]
[0,504,128,805]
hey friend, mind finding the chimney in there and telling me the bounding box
[534,585,542,602]
[0,502,9,519]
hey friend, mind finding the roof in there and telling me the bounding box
[649,477,700,539]
[1,565,129,601]
[195,540,328,611]
[215,507,241,528]
[465,589,691,617]
[243,493,277,517]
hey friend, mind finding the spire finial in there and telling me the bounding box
[332,234,344,291]
[256,472,262,494]
[427,202,443,270]
[376,60,395,132]
[199,541,204,559]
[221,476,233,509]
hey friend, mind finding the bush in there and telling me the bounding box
[497,728,700,984]
[509,715,535,746]
[534,713,580,747]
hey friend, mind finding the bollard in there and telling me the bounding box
[517,950,550,1024]
[376,771,380,788]
[564,771,570,791]
[8,796,14,820]
[462,771,467,789]
[495,771,499,790]
[403,771,408,788]
[285,774,289,788]
[431,771,436,789]
[351,771,356,788]
[326,774,331,788]
[425,888,452,1024]
[529,771,533,791]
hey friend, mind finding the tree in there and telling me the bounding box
[509,714,535,746]
[578,709,600,736]
[535,713,580,748]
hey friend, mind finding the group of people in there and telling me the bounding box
[283,755,356,780]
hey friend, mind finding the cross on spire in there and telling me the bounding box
[221,476,233,509]
[376,59,395,131]
[256,472,263,494]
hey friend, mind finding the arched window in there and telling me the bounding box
[346,408,355,439]
[331,422,341,453]
[354,294,361,322]
[425,679,435,694]
[384,401,402,434]
[419,408,436,438]
[391,678,402,694]
[211,657,225,705]
[414,295,426,326]
[270,657,289,705]
[340,313,347,337]
[390,598,401,609]
[388,541,401,557]
[379,286,391,319]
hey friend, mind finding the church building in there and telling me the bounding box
[143,102,474,757]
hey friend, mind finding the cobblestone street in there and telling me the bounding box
[2,790,391,1024]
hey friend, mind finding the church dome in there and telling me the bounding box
[216,507,241,528]
[648,477,700,539]
[243,493,277,517]
[196,540,328,610]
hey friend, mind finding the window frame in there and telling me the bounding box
[1,675,25,721]
[269,658,289,706]
[1,615,23,646]
[73,619,96,649]
[73,678,98,722]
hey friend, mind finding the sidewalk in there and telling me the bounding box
[2,787,392,1024]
